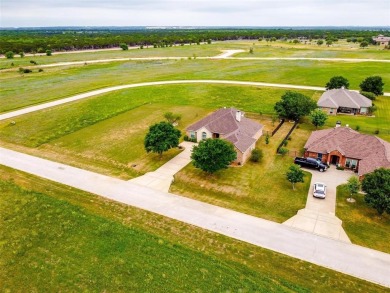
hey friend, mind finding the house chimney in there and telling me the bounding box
[335,120,341,128]
[236,110,241,122]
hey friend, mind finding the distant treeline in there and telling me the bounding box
[0,28,388,54]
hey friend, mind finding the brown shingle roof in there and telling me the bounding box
[317,89,372,109]
[305,127,390,176]
[187,108,263,153]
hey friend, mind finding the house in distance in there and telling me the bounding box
[186,108,263,165]
[317,88,372,115]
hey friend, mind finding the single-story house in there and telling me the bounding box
[303,126,390,178]
[317,88,372,115]
[186,108,263,165]
[372,35,390,46]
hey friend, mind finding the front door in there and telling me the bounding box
[331,155,339,165]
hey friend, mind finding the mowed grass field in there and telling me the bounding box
[336,185,390,254]
[1,54,389,113]
[0,166,386,293]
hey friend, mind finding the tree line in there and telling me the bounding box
[1,28,388,54]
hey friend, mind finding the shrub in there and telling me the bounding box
[183,135,189,141]
[278,147,288,155]
[287,137,292,141]
[265,133,270,145]
[250,149,263,163]
[30,60,37,65]
[355,125,360,131]
[18,68,32,73]
[46,50,52,56]
[374,129,380,135]
[283,140,288,146]
[5,51,14,59]
[360,91,376,101]
[336,166,345,170]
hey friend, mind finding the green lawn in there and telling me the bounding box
[0,166,386,292]
[336,185,390,254]
[1,57,389,113]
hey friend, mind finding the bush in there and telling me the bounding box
[283,140,288,146]
[278,147,288,155]
[18,68,32,73]
[360,91,376,101]
[336,166,345,170]
[38,68,43,72]
[355,125,360,131]
[374,129,380,135]
[46,50,52,56]
[250,149,263,163]
[265,133,270,145]
[183,135,189,141]
[30,60,37,65]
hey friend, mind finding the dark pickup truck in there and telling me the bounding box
[294,157,328,172]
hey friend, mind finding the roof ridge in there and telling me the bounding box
[342,89,361,108]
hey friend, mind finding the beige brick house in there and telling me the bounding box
[186,108,263,165]
[317,88,372,115]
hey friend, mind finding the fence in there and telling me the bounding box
[271,119,285,136]
[276,121,299,154]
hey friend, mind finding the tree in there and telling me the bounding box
[346,176,360,202]
[5,51,14,59]
[286,165,305,190]
[274,91,317,121]
[326,40,333,46]
[317,40,324,46]
[163,112,182,124]
[360,76,384,96]
[249,47,254,54]
[191,139,237,174]
[362,168,390,215]
[360,91,376,101]
[250,148,263,163]
[46,50,52,56]
[19,52,24,58]
[144,122,181,157]
[325,76,350,90]
[310,109,327,129]
[360,41,368,48]
[120,43,128,50]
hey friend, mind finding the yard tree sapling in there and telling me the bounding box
[362,168,390,215]
[360,76,384,96]
[346,176,360,202]
[46,50,52,56]
[5,51,14,59]
[310,109,327,129]
[286,164,305,190]
[120,43,129,50]
[274,91,317,121]
[164,112,182,125]
[191,139,236,174]
[144,122,181,158]
[325,76,350,90]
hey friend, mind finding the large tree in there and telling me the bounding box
[286,165,305,190]
[274,91,317,121]
[360,76,384,96]
[325,76,350,90]
[144,122,181,157]
[362,168,390,215]
[310,109,327,129]
[191,139,237,174]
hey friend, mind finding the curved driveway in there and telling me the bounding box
[1,79,389,121]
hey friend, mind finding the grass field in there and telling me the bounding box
[0,166,386,292]
[336,185,390,254]
[1,56,389,113]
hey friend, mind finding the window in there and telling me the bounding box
[346,158,358,169]
[202,132,207,140]
[190,131,195,139]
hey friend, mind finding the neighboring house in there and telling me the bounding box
[317,88,372,115]
[372,35,390,46]
[303,126,390,178]
[186,108,263,165]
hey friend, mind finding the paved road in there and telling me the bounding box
[284,167,355,242]
[1,147,389,288]
[3,79,389,121]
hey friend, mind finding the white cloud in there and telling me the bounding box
[1,0,389,27]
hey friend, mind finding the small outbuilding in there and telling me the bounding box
[186,108,263,165]
[317,88,372,115]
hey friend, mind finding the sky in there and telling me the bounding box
[1,0,389,27]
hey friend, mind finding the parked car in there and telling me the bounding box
[294,157,328,172]
[313,182,327,198]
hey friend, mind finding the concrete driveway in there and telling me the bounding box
[284,166,356,242]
